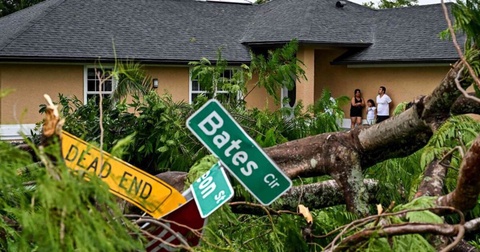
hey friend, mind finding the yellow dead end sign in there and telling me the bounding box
[61,131,186,218]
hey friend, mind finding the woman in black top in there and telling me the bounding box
[350,89,365,129]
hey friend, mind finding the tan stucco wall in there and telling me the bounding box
[296,46,316,107]
[0,54,452,126]
[243,45,317,112]
[314,49,451,118]
[0,64,84,124]
[146,66,277,110]
[0,65,194,124]
[146,66,190,102]
[244,75,278,111]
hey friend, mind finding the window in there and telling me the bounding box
[85,67,115,103]
[190,68,241,103]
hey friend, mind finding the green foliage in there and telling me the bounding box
[0,141,143,251]
[363,116,480,249]
[363,0,418,9]
[189,41,306,108]
[53,87,347,174]
[452,0,480,49]
[312,205,358,247]
[0,0,45,17]
[394,197,443,224]
[189,51,247,107]
[356,198,441,251]
[198,206,308,252]
[393,101,409,116]
[318,198,442,251]
[110,60,153,101]
[39,94,137,150]
[363,234,435,252]
[365,150,424,205]
[308,89,350,134]
[124,92,205,173]
[442,0,480,82]
[421,116,480,193]
[185,155,219,188]
[249,40,306,104]
[366,116,480,208]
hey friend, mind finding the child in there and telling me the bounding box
[366,99,376,125]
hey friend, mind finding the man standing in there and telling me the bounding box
[376,86,392,123]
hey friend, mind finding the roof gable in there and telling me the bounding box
[242,0,375,46]
[333,3,460,64]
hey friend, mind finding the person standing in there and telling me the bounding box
[350,89,365,129]
[376,86,392,123]
[366,99,376,125]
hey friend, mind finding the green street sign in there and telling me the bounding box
[187,99,292,205]
[190,163,234,218]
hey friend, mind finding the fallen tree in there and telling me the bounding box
[6,2,480,251]
[150,2,480,250]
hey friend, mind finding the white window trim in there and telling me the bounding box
[189,67,242,104]
[83,65,117,104]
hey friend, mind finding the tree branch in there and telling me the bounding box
[441,0,480,90]
[331,223,462,252]
[437,134,480,212]
[415,156,450,198]
[230,179,378,214]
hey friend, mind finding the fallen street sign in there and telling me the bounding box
[61,131,186,218]
[143,193,207,252]
[191,162,234,218]
[186,99,292,205]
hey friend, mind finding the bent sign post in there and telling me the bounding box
[187,100,292,205]
[61,131,186,218]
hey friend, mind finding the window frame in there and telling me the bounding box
[189,67,242,104]
[84,66,117,104]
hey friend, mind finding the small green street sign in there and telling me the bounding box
[191,163,234,218]
[187,99,292,205]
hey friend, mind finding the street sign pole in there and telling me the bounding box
[187,100,292,205]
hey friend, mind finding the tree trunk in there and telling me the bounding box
[264,62,470,214]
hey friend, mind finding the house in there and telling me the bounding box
[0,0,458,139]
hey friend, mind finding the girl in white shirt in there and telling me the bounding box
[366,99,376,125]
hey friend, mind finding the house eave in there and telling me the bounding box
[331,58,458,66]
[243,40,372,48]
[0,56,251,66]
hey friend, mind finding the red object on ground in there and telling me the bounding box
[144,198,207,252]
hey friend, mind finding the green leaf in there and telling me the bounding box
[157,146,169,153]
[406,211,444,224]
